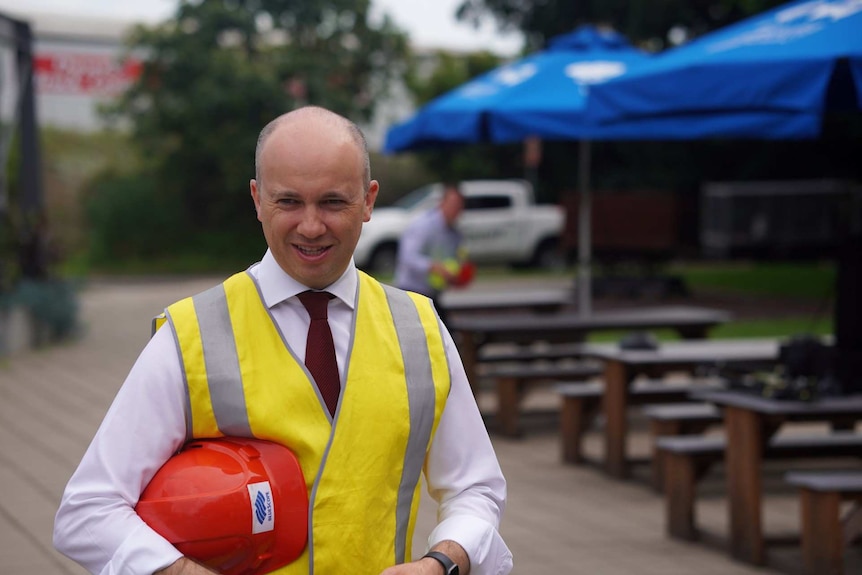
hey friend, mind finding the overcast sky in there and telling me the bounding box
[0,0,524,56]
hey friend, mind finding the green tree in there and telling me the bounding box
[455,0,787,50]
[106,0,408,244]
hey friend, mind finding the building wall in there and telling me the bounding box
[22,11,141,132]
[35,36,141,131]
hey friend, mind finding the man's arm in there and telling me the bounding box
[379,540,470,574]
[53,327,190,574]
[419,327,513,575]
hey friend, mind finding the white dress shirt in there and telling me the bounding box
[54,250,513,575]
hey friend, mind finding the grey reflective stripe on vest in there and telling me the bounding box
[164,313,194,441]
[191,283,252,437]
[382,285,439,564]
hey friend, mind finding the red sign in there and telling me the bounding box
[34,52,142,96]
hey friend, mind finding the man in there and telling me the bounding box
[53,107,512,575]
[394,182,465,322]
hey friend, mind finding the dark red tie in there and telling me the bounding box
[298,291,340,417]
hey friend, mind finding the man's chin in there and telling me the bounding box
[293,263,342,290]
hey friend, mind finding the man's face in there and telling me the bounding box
[250,121,378,289]
[441,188,464,226]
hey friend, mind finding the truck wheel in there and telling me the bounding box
[532,238,566,270]
[368,243,398,275]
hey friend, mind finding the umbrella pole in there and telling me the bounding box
[577,140,592,316]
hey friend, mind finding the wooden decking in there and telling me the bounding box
[1,276,859,574]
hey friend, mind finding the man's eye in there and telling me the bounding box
[278,198,300,206]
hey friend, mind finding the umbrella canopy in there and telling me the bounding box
[383,25,651,153]
[586,0,862,139]
[383,26,652,315]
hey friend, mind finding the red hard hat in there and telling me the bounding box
[136,437,308,575]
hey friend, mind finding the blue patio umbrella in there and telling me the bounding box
[585,0,862,139]
[384,26,651,152]
[383,26,652,313]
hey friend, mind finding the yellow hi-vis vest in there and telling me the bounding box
[159,270,451,574]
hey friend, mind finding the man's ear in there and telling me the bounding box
[364,180,380,222]
[250,179,261,220]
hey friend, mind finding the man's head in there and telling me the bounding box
[440,182,464,226]
[250,106,379,289]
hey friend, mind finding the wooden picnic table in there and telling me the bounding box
[440,287,573,314]
[448,305,732,391]
[577,339,781,479]
[691,389,862,567]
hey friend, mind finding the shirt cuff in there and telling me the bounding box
[100,523,183,575]
[427,515,513,575]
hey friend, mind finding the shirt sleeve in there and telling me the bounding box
[397,213,436,277]
[424,324,514,575]
[53,326,189,575]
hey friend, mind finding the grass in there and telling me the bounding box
[468,260,838,341]
[586,316,833,343]
[668,260,836,300]
[466,259,837,301]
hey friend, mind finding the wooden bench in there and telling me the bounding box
[557,379,722,465]
[642,403,723,492]
[484,361,602,437]
[658,432,862,541]
[785,470,862,575]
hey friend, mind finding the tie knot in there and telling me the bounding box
[298,291,333,320]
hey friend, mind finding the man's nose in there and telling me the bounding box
[297,207,326,238]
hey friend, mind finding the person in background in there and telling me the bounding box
[394,182,466,324]
[53,106,511,575]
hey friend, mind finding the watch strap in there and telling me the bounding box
[422,550,459,575]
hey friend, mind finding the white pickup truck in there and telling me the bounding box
[355,179,566,273]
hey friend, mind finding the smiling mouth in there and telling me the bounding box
[295,245,331,257]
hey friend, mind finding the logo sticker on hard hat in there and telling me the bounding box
[248,481,275,534]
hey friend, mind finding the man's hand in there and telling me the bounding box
[429,262,458,286]
[155,557,219,575]
[379,540,469,575]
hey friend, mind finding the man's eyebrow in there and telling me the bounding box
[320,190,352,200]
[269,189,300,199]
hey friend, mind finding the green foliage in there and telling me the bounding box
[103,0,409,243]
[39,128,140,259]
[84,170,185,263]
[83,168,266,272]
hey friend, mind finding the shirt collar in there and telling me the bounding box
[255,249,357,310]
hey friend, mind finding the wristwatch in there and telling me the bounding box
[422,551,459,575]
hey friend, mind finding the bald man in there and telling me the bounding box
[54,107,512,575]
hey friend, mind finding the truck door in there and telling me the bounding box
[458,194,520,264]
